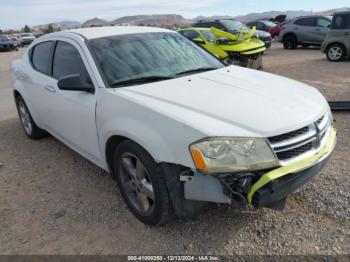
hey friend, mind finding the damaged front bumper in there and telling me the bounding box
[225,53,263,70]
[182,128,337,209]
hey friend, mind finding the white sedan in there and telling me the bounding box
[12,26,336,225]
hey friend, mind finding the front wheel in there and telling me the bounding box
[283,35,297,49]
[326,44,346,62]
[113,140,172,225]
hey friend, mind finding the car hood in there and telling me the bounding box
[256,30,271,37]
[21,37,35,40]
[118,66,329,138]
[218,38,265,52]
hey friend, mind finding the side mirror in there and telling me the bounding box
[192,37,205,45]
[57,74,94,94]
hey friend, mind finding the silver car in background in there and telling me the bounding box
[18,33,36,46]
[279,16,332,49]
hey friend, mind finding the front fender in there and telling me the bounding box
[96,89,210,172]
[99,116,178,168]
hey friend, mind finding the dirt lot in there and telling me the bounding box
[0,45,349,255]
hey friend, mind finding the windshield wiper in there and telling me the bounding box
[175,67,219,77]
[110,75,174,87]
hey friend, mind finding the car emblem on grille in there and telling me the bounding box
[314,123,321,147]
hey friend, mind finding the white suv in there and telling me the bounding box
[12,26,336,225]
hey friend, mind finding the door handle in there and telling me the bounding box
[43,85,56,93]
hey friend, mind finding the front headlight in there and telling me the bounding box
[190,137,278,174]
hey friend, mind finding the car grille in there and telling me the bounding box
[268,114,331,163]
[275,142,313,160]
[269,126,309,144]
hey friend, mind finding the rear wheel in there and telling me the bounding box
[15,95,48,139]
[326,44,346,62]
[113,140,172,226]
[283,35,298,49]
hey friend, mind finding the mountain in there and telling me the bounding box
[315,7,350,16]
[31,21,81,32]
[58,21,81,30]
[193,15,234,22]
[109,14,190,26]
[82,17,108,27]
[32,23,62,32]
[234,10,312,23]
[30,7,350,32]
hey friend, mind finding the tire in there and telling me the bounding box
[15,95,48,139]
[283,35,298,49]
[326,43,346,62]
[112,140,172,226]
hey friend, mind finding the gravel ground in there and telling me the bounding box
[0,44,349,255]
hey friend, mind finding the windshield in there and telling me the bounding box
[20,33,32,37]
[201,30,216,42]
[262,20,277,27]
[220,20,249,32]
[88,32,223,87]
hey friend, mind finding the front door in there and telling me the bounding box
[41,39,101,162]
[294,17,317,43]
[313,17,331,44]
[332,13,350,47]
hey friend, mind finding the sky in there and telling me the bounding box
[0,0,349,29]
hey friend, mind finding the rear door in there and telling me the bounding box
[332,13,350,46]
[293,17,317,43]
[26,41,55,128]
[314,17,331,43]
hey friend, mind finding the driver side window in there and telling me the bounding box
[52,41,90,82]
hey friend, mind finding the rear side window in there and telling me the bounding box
[52,41,89,81]
[332,14,350,29]
[31,41,53,74]
[294,17,315,26]
[212,22,226,30]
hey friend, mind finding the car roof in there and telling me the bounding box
[294,15,330,20]
[334,11,350,15]
[59,26,172,40]
[195,19,236,23]
[179,27,210,31]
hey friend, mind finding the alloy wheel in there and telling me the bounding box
[18,101,32,135]
[119,152,155,215]
[328,46,343,61]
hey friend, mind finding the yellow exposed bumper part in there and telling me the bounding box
[247,128,337,203]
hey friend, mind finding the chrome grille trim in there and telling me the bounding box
[268,114,331,164]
